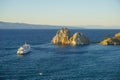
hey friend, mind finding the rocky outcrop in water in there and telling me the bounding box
[51,28,90,46]
[70,32,90,46]
[100,32,120,45]
[51,28,70,45]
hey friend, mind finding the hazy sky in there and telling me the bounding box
[0,0,120,28]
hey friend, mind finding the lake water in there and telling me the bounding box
[0,29,120,80]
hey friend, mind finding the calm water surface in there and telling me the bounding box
[0,29,120,80]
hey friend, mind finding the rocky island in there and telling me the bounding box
[51,28,90,46]
[100,32,120,45]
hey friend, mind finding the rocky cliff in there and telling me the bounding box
[51,28,90,46]
[100,32,120,45]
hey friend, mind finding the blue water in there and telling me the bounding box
[0,29,120,80]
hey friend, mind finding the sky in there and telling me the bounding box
[0,0,120,28]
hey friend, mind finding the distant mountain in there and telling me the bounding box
[0,21,84,29]
[0,21,120,29]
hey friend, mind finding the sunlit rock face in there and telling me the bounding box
[51,28,90,46]
[114,32,120,40]
[100,32,120,45]
[51,28,70,45]
[70,32,90,46]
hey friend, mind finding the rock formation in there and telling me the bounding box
[100,32,120,45]
[70,32,90,46]
[114,32,120,40]
[51,28,90,46]
[51,28,70,45]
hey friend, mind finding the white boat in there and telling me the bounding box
[17,43,31,55]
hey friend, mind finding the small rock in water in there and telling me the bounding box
[100,32,120,45]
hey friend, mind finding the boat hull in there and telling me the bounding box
[17,50,31,55]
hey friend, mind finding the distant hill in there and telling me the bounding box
[0,21,120,29]
[0,21,84,29]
